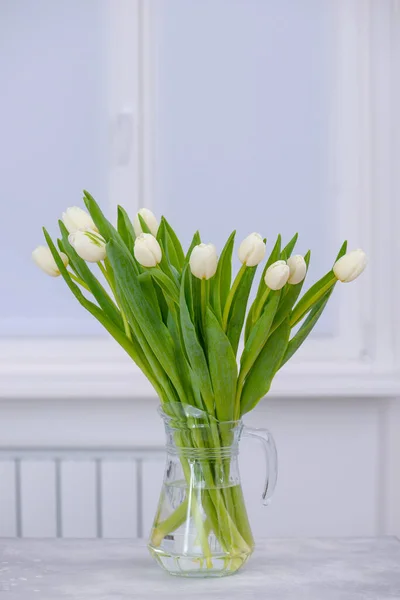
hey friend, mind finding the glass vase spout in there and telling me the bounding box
[148,404,277,578]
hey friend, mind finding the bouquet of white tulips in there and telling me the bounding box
[33,191,366,570]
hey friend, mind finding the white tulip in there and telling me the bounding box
[189,243,218,280]
[238,233,266,267]
[62,206,97,234]
[287,255,307,285]
[134,233,162,267]
[133,208,159,237]
[264,260,290,290]
[333,249,367,282]
[69,229,106,263]
[32,246,69,277]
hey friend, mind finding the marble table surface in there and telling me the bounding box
[1,538,400,600]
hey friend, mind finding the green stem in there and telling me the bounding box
[151,499,189,546]
[290,277,336,327]
[200,278,208,336]
[234,381,244,421]
[230,485,254,548]
[68,271,91,292]
[252,286,271,323]
[222,264,247,331]
[181,455,213,568]
[188,428,251,555]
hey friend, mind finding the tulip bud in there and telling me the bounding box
[238,233,266,267]
[189,243,218,280]
[134,233,162,267]
[32,246,69,277]
[133,208,159,237]
[333,249,367,282]
[69,229,106,263]
[287,254,307,285]
[264,260,290,290]
[62,206,97,234]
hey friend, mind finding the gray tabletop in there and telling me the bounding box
[1,538,400,600]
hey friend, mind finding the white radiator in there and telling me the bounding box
[0,449,164,539]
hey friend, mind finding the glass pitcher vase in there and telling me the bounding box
[148,404,277,578]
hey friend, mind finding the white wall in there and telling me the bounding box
[0,0,108,336]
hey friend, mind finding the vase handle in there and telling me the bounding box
[242,426,278,506]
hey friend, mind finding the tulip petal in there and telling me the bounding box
[272,251,310,331]
[184,231,201,267]
[254,234,282,300]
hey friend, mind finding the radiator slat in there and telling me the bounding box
[101,460,138,538]
[61,461,97,538]
[20,461,56,537]
[142,459,165,536]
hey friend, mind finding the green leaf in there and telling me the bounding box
[245,234,281,342]
[184,231,201,267]
[117,205,136,252]
[161,216,185,270]
[271,250,311,332]
[57,238,79,278]
[83,191,139,273]
[158,218,180,272]
[254,234,281,303]
[290,240,348,328]
[205,307,237,422]
[282,233,298,258]
[179,267,215,414]
[211,230,235,323]
[244,304,255,344]
[166,303,198,408]
[336,240,348,261]
[138,273,162,322]
[156,219,178,283]
[59,221,123,330]
[145,268,179,305]
[280,242,346,367]
[240,319,290,415]
[226,266,257,355]
[44,228,169,399]
[191,273,202,340]
[290,271,336,327]
[183,265,194,322]
[107,238,187,401]
[117,284,180,404]
[239,290,281,382]
[281,289,334,367]
[138,213,151,234]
